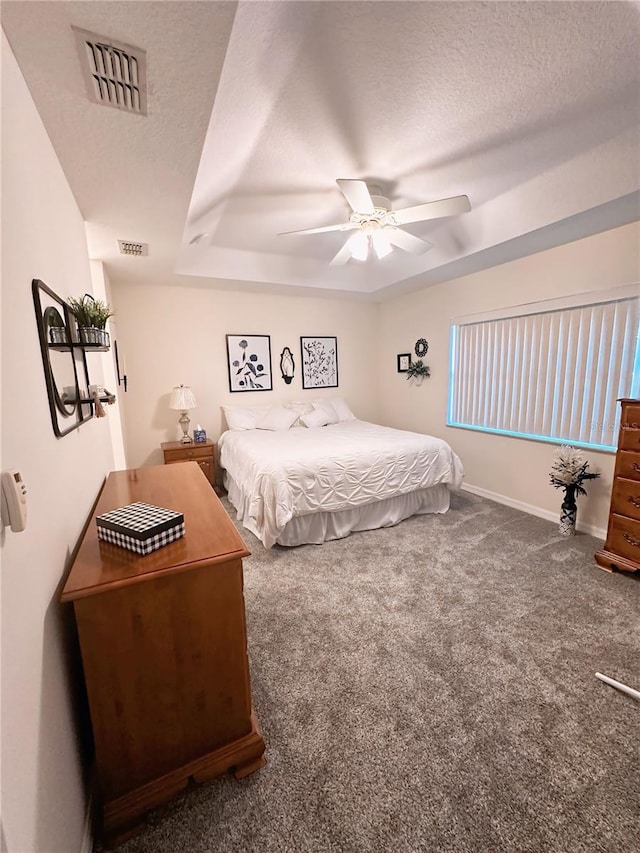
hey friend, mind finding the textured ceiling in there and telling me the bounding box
[2,0,639,301]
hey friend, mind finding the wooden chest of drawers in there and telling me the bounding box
[61,464,265,846]
[595,399,640,573]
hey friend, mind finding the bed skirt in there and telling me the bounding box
[224,473,451,547]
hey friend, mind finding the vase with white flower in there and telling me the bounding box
[549,445,600,536]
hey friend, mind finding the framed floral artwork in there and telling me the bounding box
[226,335,272,392]
[300,336,338,389]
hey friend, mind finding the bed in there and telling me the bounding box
[218,400,464,548]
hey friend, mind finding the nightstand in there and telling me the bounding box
[161,439,216,490]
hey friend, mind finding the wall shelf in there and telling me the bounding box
[48,343,110,353]
[33,279,113,438]
[63,395,116,405]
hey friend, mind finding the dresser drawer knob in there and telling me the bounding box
[634,462,640,474]
[623,532,640,548]
[628,495,640,509]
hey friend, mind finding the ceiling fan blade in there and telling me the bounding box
[393,194,471,226]
[329,237,356,266]
[386,227,433,255]
[336,179,375,214]
[278,222,356,236]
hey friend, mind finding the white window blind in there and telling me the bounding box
[448,287,640,451]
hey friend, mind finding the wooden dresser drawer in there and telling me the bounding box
[610,478,640,521]
[620,404,640,451]
[164,445,212,463]
[607,514,640,563]
[596,399,640,574]
[614,450,640,482]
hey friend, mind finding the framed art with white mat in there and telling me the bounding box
[226,335,272,392]
[300,336,338,389]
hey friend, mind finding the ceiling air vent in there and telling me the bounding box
[72,27,147,115]
[118,240,148,257]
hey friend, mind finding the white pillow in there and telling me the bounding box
[222,406,260,430]
[257,406,299,431]
[283,400,315,427]
[311,399,340,424]
[300,408,333,428]
[328,397,356,421]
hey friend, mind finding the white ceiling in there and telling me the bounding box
[2,1,639,301]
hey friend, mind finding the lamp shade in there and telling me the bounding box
[169,385,197,411]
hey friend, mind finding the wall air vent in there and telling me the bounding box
[72,27,147,115]
[118,240,148,257]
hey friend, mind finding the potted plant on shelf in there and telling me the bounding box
[91,300,114,347]
[549,445,600,536]
[67,295,114,347]
[405,359,430,385]
[46,307,69,345]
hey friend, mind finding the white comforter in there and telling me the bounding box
[218,420,464,548]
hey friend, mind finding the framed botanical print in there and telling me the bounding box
[226,335,272,392]
[300,336,338,389]
[397,353,412,373]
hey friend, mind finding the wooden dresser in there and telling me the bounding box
[595,398,640,573]
[61,463,265,846]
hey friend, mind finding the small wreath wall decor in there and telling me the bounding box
[415,338,429,358]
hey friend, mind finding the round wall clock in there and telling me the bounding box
[414,338,429,358]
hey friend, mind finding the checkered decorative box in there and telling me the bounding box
[96,502,185,555]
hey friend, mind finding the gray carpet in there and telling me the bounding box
[107,492,639,853]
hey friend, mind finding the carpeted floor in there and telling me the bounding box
[106,492,639,853]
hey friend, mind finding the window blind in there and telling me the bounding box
[448,289,640,451]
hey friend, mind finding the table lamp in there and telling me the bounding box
[169,385,197,443]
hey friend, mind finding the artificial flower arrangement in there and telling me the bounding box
[405,359,430,380]
[549,445,600,534]
[549,445,600,493]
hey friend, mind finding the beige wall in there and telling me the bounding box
[1,35,115,853]
[89,261,127,470]
[378,221,640,537]
[110,283,380,470]
[1,18,637,853]
[114,224,639,534]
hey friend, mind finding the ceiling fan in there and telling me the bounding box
[279,179,471,265]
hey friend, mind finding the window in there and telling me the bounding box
[447,284,640,451]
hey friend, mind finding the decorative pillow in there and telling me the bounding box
[328,397,356,421]
[283,400,315,427]
[300,408,333,428]
[311,399,340,424]
[222,406,260,430]
[256,406,299,431]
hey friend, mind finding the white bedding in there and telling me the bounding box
[218,420,464,548]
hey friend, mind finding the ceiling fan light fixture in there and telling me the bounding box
[372,229,393,259]
[348,231,369,262]
[281,179,470,266]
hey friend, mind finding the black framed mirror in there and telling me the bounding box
[33,279,93,437]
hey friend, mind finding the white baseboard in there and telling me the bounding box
[460,482,607,541]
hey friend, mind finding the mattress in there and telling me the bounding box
[218,420,464,548]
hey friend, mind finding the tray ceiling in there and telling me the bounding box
[2,0,639,301]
